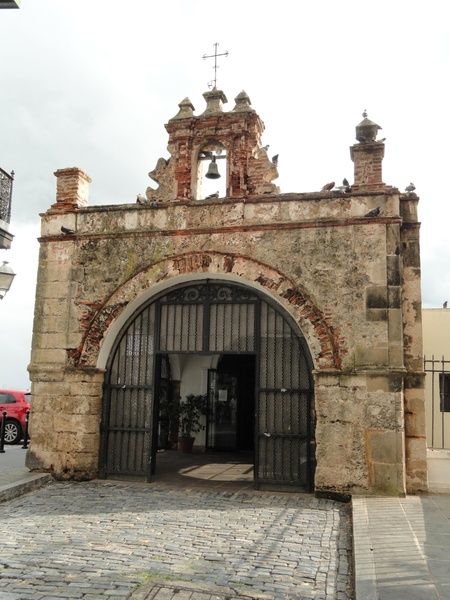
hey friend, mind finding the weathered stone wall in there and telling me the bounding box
[26,94,427,494]
[27,185,426,493]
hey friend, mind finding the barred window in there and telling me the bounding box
[439,373,450,412]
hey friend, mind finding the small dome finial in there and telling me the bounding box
[170,97,195,121]
[356,111,381,143]
[233,90,253,112]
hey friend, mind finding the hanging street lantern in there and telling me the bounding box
[0,261,15,299]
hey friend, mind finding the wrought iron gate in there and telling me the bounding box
[100,280,315,489]
[424,356,450,449]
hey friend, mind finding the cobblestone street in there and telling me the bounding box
[0,481,352,599]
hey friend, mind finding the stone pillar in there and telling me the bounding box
[52,167,91,210]
[350,112,385,190]
[351,142,385,189]
[400,191,428,492]
[27,165,103,479]
[314,371,406,495]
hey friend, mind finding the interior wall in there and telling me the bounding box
[176,353,220,448]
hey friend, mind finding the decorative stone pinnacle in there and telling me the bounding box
[233,90,253,112]
[202,88,228,115]
[170,97,195,121]
[356,112,382,144]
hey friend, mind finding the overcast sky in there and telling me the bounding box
[0,0,449,388]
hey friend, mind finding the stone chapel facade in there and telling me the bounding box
[27,88,428,495]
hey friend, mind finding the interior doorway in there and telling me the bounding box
[207,354,255,452]
[100,280,315,491]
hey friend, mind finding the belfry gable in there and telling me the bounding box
[144,88,279,204]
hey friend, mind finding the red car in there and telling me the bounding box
[0,390,31,444]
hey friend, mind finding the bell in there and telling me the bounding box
[205,156,220,179]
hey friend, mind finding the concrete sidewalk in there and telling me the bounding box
[353,494,450,599]
[0,448,51,502]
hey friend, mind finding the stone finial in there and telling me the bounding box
[202,88,228,115]
[356,111,382,143]
[52,168,91,210]
[170,97,195,121]
[233,90,253,112]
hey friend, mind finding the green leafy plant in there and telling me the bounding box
[179,394,207,438]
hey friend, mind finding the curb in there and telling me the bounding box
[0,473,53,503]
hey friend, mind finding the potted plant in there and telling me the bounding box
[178,393,207,453]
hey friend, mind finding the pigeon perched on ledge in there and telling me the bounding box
[61,226,75,235]
[405,182,416,193]
[364,207,381,217]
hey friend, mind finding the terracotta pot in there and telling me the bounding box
[178,436,195,453]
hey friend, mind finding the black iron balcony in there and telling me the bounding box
[0,167,14,250]
[0,1,21,8]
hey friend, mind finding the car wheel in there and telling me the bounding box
[4,420,22,444]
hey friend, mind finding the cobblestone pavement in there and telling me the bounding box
[0,481,353,599]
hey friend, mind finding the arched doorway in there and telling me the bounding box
[99,280,315,490]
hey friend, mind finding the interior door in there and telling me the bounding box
[207,369,237,450]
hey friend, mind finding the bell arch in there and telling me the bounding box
[99,278,315,490]
[195,140,228,200]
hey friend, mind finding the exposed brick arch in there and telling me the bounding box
[71,251,344,370]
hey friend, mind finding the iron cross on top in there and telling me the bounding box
[202,42,229,89]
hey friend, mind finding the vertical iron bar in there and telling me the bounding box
[237,303,241,352]
[22,410,30,449]
[187,304,191,351]
[147,300,162,481]
[244,303,248,352]
[143,305,153,472]
[195,303,201,351]
[126,319,136,472]
[0,410,6,453]
[203,280,210,352]
[254,298,261,486]
[164,302,169,351]
[222,304,226,351]
[272,309,276,480]
[442,355,445,449]
[306,389,312,491]
[280,316,285,480]
[214,303,219,351]
[265,302,269,481]
[430,356,435,447]
[172,304,177,351]
[289,328,294,483]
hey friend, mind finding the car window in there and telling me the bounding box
[0,393,16,404]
